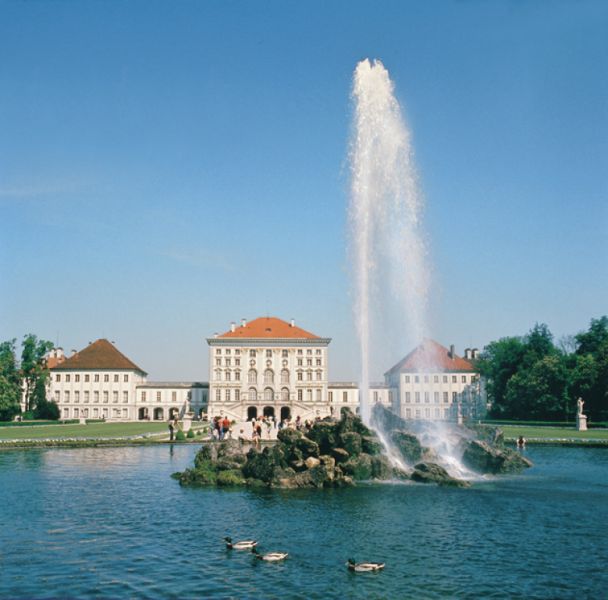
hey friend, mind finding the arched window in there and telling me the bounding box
[281,369,289,384]
[248,387,257,401]
[307,370,313,381]
[225,370,231,381]
[281,387,289,401]
[316,370,322,381]
[264,369,274,384]
[248,369,257,384]
[249,349,256,357]
[215,369,221,381]
[264,387,274,402]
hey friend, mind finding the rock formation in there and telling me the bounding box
[173,407,532,489]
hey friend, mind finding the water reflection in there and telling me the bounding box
[0,446,607,599]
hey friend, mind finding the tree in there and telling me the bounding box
[573,317,608,420]
[477,336,525,417]
[20,334,54,415]
[0,340,21,421]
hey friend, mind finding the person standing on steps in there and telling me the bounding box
[168,418,175,442]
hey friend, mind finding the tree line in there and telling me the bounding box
[477,317,608,422]
[0,335,58,421]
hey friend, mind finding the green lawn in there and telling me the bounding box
[0,422,171,440]
[500,425,608,440]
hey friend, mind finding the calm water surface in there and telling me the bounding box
[0,445,607,599]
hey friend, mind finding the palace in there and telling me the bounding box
[44,316,485,423]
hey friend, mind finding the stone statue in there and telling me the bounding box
[577,397,584,416]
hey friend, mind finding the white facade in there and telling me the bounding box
[207,317,332,422]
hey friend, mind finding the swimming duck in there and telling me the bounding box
[346,558,385,572]
[251,547,289,562]
[224,537,257,550]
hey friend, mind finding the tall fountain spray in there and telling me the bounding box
[349,59,429,424]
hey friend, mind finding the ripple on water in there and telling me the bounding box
[0,445,606,599]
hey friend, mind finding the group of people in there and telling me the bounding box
[211,416,233,441]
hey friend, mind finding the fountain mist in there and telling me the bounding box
[349,59,429,424]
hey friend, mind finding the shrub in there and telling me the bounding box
[187,429,195,439]
[175,430,186,441]
[217,469,246,486]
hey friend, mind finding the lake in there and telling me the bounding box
[0,445,606,599]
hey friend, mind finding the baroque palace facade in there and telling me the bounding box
[45,316,485,423]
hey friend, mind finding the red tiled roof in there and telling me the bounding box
[386,339,475,374]
[217,317,319,339]
[51,339,146,373]
[46,355,66,369]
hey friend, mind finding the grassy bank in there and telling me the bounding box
[500,424,608,444]
[0,422,170,440]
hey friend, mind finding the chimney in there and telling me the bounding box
[471,348,479,360]
[290,318,295,327]
[464,348,471,360]
[230,322,236,332]
[213,332,218,339]
[241,318,247,327]
[449,344,455,359]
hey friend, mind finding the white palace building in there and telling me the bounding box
[45,316,485,423]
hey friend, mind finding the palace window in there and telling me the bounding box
[156,391,161,403]
[452,392,457,401]
[424,375,429,383]
[65,374,70,383]
[307,349,312,355]
[248,369,257,384]
[216,359,221,366]
[374,391,378,403]
[443,375,448,383]
[297,371,303,381]
[225,371,231,381]
[281,369,289,384]
[316,370,322,381]
[64,391,70,403]
[462,375,467,383]
[104,374,109,383]
[443,392,448,403]
[84,391,90,403]
[141,391,146,402]
[75,374,80,382]
[235,359,240,366]
[56,374,61,382]
[415,392,420,403]
[249,388,257,401]
[102,391,107,403]
[434,375,439,383]
[235,370,241,381]
[297,349,302,355]
[235,349,240,355]
[405,375,410,383]
[85,374,90,382]
[264,369,274,384]
[298,389,303,402]
[95,391,100,403]
[123,391,128,403]
[306,389,312,402]
[415,375,420,383]
[225,349,231,355]
[316,349,321,355]
[216,349,221,355]
[452,376,457,383]
[307,359,312,366]
[94,408,99,418]
[74,408,79,418]
[266,350,272,358]
[281,388,289,401]
[342,391,348,403]
[328,391,333,402]
[424,392,429,403]
[425,408,430,418]
[114,374,119,383]
[406,408,411,418]
[74,391,80,403]
[225,358,231,367]
[434,392,439,404]
[316,389,321,402]
[216,389,221,402]
[124,374,129,382]
[406,392,411,402]
[94,374,99,382]
[282,350,288,358]
[235,389,240,402]
[250,350,256,357]
[172,391,177,402]
[225,389,231,402]
[264,388,273,402]
[307,370,312,381]
[297,359,303,366]
[316,359,321,366]
[113,391,118,403]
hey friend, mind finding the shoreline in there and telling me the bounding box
[1,436,607,450]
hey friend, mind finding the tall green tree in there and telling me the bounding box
[0,340,21,421]
[573,317,608,420]
[20,334,54,414]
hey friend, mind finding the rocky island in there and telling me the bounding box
[173,407,532,489]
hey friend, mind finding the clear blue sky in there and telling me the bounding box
[1,0,607,381]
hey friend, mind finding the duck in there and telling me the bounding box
[224,536,257,550]
[251,547,289,562]
[346,558,385,572]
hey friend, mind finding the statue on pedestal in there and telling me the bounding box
[577,397,585,416]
